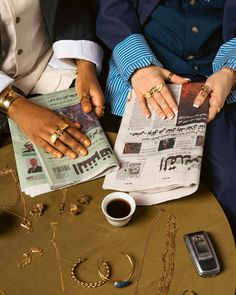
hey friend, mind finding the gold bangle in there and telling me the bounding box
[0,88,22,115]
[222,67,236,89]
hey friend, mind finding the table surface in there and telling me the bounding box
[0,133,235,295]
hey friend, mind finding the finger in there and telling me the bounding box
[66,126,90,147]
[193,84,211,108]
[208,105,218,122]
[154,84,178,116]
[80,93,92,113]
[35,138,63,158]
[162,69,191,84]
[61,116,81,129]
[136,92,151,118]
[52,137,87,159]
[146,97,167,120]
[93,105,105,118]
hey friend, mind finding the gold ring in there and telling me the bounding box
[167,72,174,82]
[150,82,165,94]
[58,121,69,131]
[214,106,221,113]
[80,93,91,102]
[49,128,64,145]
[200,85,211,98]
[144,90,153,100]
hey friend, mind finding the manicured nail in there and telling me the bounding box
[80,149,87,156]
[161,115,166,120]
[173,107,178,114]
[167,115,174,120]
[184,78,191,81]
[193,103,199,108]
[83,139,91,147]
[56,153,62,158]
[146,114,150,118]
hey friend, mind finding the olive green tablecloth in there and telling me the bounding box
[0,133,235,295]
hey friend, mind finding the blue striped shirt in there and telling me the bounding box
[105,34,236,116]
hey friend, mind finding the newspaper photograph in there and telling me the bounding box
[9,88,119,197]
[103,83,208,205]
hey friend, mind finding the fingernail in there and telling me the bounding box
[167,114,174,120]
[193,104,199,108]
[173,107,178,114]
[145,114,150,119]
[184,78,191,81]
[80,149,87,156]
[161,115,166,120]
[69,153,77,159]
[56,152,62,158]
[83,139,91,147]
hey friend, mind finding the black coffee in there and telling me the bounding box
[106,199,131,218]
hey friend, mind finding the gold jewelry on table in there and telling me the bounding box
[97,252,135,288]
[78,194,90,205]
[69,204,81,215]
[167,72,174,82]
[0,87,23,115]
[17,247,44,268]
[58,188,68,215]
[0,166,21,210]
[158,214,179,295]
[50,222,65,292]
[0,165,33,232]
[29,203,45,219]
[71,257,110,288]
[133,208,165,295]
[183,290,198,295]
[80,93,91,102]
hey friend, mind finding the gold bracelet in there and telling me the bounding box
[0,88,22,115]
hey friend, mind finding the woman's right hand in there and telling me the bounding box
[8,97,90,159]
[131,65,190,119]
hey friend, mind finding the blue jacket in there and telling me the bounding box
[97,0,236,49]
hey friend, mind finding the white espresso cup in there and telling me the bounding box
[101,192,136,227]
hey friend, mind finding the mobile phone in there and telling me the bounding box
[184,231,221,277]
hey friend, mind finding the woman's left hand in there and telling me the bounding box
[75,59,105,118]
[193,68,235,122]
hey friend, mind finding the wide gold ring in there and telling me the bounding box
[49,128,64,145]
[200,85,211,98]
[150,82,165,94]
[80,93,91,102]
[143,90,153,100]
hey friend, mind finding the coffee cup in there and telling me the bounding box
[101,192,136,227]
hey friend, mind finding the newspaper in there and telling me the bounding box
[9,88,119,197]
[103,83,208,205]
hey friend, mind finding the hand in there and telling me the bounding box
[131,65,190,119]
[75,59,105,118]
[193,68,235,122]
[8,97,91,159]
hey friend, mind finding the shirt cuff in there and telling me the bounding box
[52,40,103,74]
[112,33,163,82]
[0,72,14,93]
[212,37,236,104]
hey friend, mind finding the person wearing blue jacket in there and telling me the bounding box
[96,0,236,240]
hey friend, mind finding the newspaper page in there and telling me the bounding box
[9,88,119,197]
[103,83,208,205]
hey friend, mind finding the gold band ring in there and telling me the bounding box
[150,82,165,94]
[49,128,64,145]
[80,93,91,102]
[144,83,165,100]
[200,85,211,98]
[167,72,174,82]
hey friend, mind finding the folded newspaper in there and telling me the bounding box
[103,83,208,205]
[9,88,119,197]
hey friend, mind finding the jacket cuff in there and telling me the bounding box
[112,34,162,82]
[52,40,103,74]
